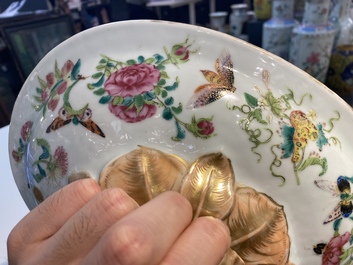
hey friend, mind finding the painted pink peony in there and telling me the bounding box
[20,121,33,142]
[109,103,157,123]
[104,64,160,97]
[322,232,351,265]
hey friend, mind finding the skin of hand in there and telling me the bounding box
[7,178,230,265]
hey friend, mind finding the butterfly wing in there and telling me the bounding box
[78,108,105,138]
[187,84,234,109]
[314,179,340,197]
[46,109,72,133]
[216,50,234,88]
[323,202,342,224]
[79,120,105,138]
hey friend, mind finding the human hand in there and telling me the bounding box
[7,178,230,265]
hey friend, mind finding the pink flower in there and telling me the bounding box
[104,64,160,97]
[322,232,351,265]
[61,60,74,78]
[46,73,55,89]
[12,150,20,163]
[197,120,215,136]
[57,81,67,95]
[171,44,190,64]
[47,146,68,186]
[307,52,320,64]
[20,121,33,142]
[109,103,157,123]
[48,96,59,111]
[41,89,49,102]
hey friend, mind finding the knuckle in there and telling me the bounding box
[105,223,153,265]
[96,188,138,219]
[162,191,192,213]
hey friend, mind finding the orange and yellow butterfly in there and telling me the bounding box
[187,50,236,109]
[46,107,105,138]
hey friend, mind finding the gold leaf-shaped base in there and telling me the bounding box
[180,153,235,219]
[99,146,188,205]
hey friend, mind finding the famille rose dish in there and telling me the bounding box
[8,20,353,264]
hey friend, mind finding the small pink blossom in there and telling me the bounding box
[12,150,20,163]
[109,103,157,123]
[46,72,55,89]
[57,81,68,95]
[322,232,351,265]
[48,96,59,111]
[61,60,74,78]
[41,90,49,102]
[47,146,68,186]
[197,120,214,136]
[104,64,160,97]
[20,121,33,142]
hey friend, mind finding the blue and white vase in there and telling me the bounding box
[289,0,335,83]
[326,0,353,97]
[262,0,297,60]
[229,3,248,38]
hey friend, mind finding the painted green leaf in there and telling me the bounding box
[157,64,166,70]
[154,86,161,95]
[265,91,282,118]
[171,103,183,114]
[244,93,258,108]
[154,53,164,63]
[34,96,42,103]
[93,88,106,96]
[38,76,47,90]
[92,76,105,87]
[161,90,168,98]
[144,91,156,101]
[99,58,107,64]
[134,94,144,112]
[158,79,166,86]
[36,87,43,94]
[105,68,112,77]
[144,57,155,64]
[165,80,179,91]
[122,96,134,106]
[71,59,81,81]
[172,121,185,141]
[39,146,50,160]
[160,71,169,79]
[298,156,328,176]
[96,64,105,70]
[127,59,136,65]
[107,62,115,68]
[33,173,45,183]
[99,95,112,104]
[87,83,95,90]
[112,96,124,106]
[162,108,173,120]
[92,72,103,79]
[138,56,145,63]
[36,138,50,153]
[252,108,267,124]
[165,97,174,106]
[55,60,61,79]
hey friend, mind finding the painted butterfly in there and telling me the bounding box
[46,107,105,138]
[187,50,236,109]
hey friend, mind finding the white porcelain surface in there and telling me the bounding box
[8,20,353,264]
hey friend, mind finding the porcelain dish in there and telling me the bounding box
[8,20,353,264]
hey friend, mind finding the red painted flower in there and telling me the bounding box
[20,121,33,142]
[307,52,320,64]
[171,44,190,64]
[322,232,351,265]
[197,120,215,136]
[104,64,160,97]
[109,103,157,123]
